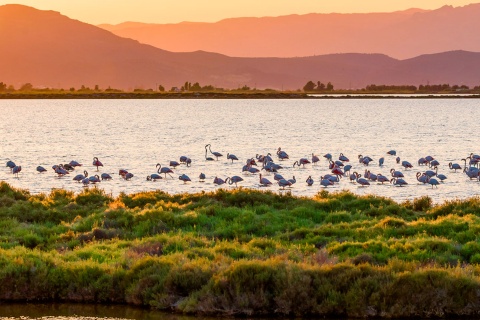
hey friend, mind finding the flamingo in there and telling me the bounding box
[320,176,333,188]
[306,175,314,186]
[185,158,192,167]
[69,160,82,167]
[367,170,377,181]
[259,174,272,187]
[416,172,428,184]
[55,165,69,177]
[12,165,21,177]
[124,172,134,180]
[179,156,188,163]
[323,153,332,161]
[156,163,174,178]
[396,157,400,164]
[343,164,352,176]
[377,174,389,184]
[334,160,344,167]
[62,163,74,171]
[199,173,206,182]
[248,166,260,174]
[391,177,408,187]
[390,168,404,178]
[119,169,129,177]
[278,178,292,189]
[288,176,296,186]
[358,154,373,166]
[245,158,257,166]
[429,160,440,167]
[424,168,436,178]
[418,157,428,166]
[349,172,357,183]
[81,178,90,187]
[379,157,384,167]
[277,147,289,160]
[425,155,435,164]
[401,161,413,170]
[387,150,396,156]
[339,153,349,162]
[206,144,223,160]
[331,167,344,178]
[169,160,181,168]
[73,170,88,182]
[427,176,440,188]
[179,174,191,183]
[227,153,239,163]
[354,172,370,186]
[205,145,214,161]
[147,174,162,181]
[324,174,339,183]
[36,166,47,173]
[449,162,462,172]
[293,158,310,168]
[88,174,101,183]
[226,176,243,187]
[93,157,103,171]
[101,173,112,180]
[214,176,225,185]
[312,153,320,165]
[6,160,16,171]
[274,173,284,181]
[257,153,273,163]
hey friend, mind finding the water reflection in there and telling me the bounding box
[0,303,205,320]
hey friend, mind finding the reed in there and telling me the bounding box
[1,181,480,317]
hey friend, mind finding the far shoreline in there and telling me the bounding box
[1,92,480,99]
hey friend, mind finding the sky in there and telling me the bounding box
[0,0,476,24]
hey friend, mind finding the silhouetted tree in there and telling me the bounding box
[326,82,334,91]
[190,82,202,91]
[19,83,33,91]
[158,84,165,92]
[0,82,7,91]
[303,81,316,92]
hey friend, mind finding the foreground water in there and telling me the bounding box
[1,99,478,203]
[0,303,206,320]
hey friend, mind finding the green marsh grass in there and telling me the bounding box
[1,181,480,317]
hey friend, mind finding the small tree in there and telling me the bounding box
[158,84,165,92]
[190,82,202,91]
[20,83,33,91]
[326,82,334,91]
[0,82,7,91]
[303,81,316,92]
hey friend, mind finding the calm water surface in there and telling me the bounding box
[0,303,208,319]
[1,99,479,203]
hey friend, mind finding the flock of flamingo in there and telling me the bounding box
[4,144,480,193]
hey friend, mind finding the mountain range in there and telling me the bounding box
[1,4,480,90]
[99,4,480,60]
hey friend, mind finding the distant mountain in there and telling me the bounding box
[98,4,480,59]
[1,5,480,90]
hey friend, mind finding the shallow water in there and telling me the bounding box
[0,303,204,319]
[1,98,479,203]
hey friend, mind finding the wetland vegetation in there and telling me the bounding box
[1,181,480,317]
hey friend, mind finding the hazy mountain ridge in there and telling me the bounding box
[97,4,480,59]
[1,5,480,90]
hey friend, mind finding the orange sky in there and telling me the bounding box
[0,0,476,24]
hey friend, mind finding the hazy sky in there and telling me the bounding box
[0,0,476,24]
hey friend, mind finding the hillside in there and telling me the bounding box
[1,5,480,90]
[99,4,480,59]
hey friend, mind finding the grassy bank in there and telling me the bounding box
[1,181,480,317]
